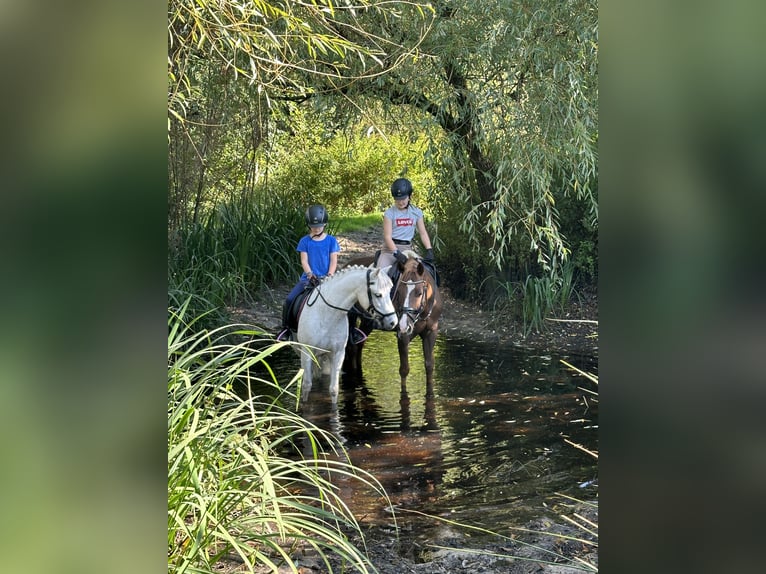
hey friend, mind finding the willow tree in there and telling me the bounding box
[168,0,431,121]
[167,0,435,230]
[330,0,598,271]
[168,0,597,272]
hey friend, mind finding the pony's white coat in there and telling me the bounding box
[296,265,396,403]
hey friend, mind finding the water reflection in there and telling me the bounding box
[296,331,598,532]
[300,369,445,513]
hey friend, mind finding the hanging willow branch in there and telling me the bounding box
[168,0,435,125]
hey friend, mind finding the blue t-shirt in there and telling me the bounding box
[384,204,424,242]
[296,234,340,279]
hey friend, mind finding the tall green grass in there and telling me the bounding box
[168,197,304,315]
[487,261,579,336]
[168,299,393,573]
[520,261,579,334]
[168,203,385,329]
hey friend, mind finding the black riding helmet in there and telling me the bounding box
[305,204,329,227]
[390,178,413,199]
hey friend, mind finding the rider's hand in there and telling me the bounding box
[393,250,408,265]
[424,248,434,262]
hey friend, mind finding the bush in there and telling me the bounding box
[266,121,437,216]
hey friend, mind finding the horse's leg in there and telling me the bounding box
[353,317,375,373]
[400,388,411,431]
[350,341,365,375]
[397,334,411,389]
[328,349,345,405]
[320,354,332,377]
[354,341,365,372]
[300,350,314,403]
[345,316,374,376]
[421,326,438,390]
[343,338,362,375]
[343,315,361,375]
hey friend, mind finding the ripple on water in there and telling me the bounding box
[294,331,598,534]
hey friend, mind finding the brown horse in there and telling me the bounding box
[345,251,442,390]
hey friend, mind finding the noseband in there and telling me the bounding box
[396,275,433,325]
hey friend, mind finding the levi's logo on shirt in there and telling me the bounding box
[395,217,414,227]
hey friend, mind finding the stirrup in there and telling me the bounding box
[350,328,367,345]
[276,328,292,342]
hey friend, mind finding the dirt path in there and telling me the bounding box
[232,224,598,356]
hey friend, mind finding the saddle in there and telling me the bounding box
[420,259,440,287]
[285,285,314,331]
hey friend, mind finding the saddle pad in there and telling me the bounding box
[288,287,313,330]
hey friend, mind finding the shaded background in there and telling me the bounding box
[599,1,766,571]
[0,1,763,572]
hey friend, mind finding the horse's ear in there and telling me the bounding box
[417,261,425,275]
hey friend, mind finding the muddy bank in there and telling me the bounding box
[266,499,598,574]
[345,501,598,574]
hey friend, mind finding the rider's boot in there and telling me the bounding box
[277,302,293,341]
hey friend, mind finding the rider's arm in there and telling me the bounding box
[300,251,313,278]
[328,251,338,275]
[416,217,432,250]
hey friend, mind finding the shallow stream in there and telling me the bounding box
[293,331,598,541]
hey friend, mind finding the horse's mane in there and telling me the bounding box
[401,249,420,259]
[320,264,369,284]
[321,264,395,291]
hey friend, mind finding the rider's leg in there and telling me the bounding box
[277,281,306,341]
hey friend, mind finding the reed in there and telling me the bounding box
[488,261,580,336]
[168,299,392,573]
[168,197,304,313]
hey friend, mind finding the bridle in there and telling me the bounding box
[310,268,397,323]
[395,272,433,326]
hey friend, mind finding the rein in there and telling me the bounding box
[308,269,396,322]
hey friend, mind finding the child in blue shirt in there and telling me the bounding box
[277,204,340,341]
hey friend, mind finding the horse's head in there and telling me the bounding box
[359,267,398,330]
[395,257,431,335]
